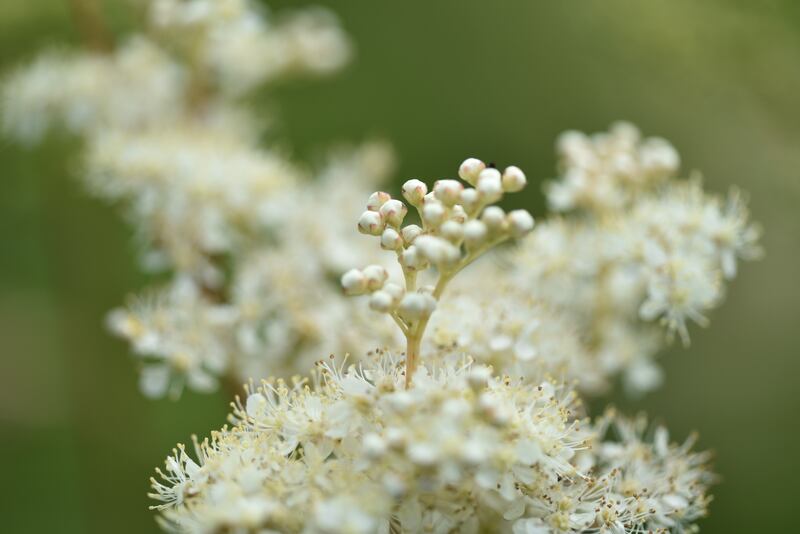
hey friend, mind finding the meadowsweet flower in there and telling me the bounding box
[148,153,720,531]
[107,277,236,398]
[149,0,350,95]
[84,119,299,274]
[2,37,184,143]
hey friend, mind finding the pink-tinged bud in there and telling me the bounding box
[401,224,423,245]
[401,179,427,205]
[366,191,392,211]
[433,179,463,206]
[380,228,403,250]
[363,264,388,291]
[341,269,367,295]
[458,158,486,185]
[380,199,408,227]
[357,210,385,236]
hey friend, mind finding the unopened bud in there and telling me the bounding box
[459,188,480,213]
[401,224,422,245]
[481,206,506,231]
[433,179,464,206]
[463,220,488,247]
[363,264,388,291]
[369,290,395,313]
[507,210,535,238]
[477,168,503,203]
[458,158,486,185]
[358,210,384,236]
[380,228,403,250]
[398,292,436,320]
[341,269,367,295]
[415,235,460,265]
[400,246,427,270]
[380,199,408,227]
[440,220,464,243]
[401,179,427,205]
[449,205,467,223]
[422,202,446,227]
[366,191,392,211]
[382,282,405,301]
[501,166,526,192]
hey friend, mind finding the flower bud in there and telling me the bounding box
[400,246,427,270]
[369,290,395,313]
[458,158,486,185]
[341,268,367,295]
[507,210,535,238]
[401,224,422,245]
[422,202,446,227]
[433,179,463,206]
[398,292,436,321]
[459,188,480,213]
[477,168,503,203]
[463,220,488,247]
[379,199,408,227]
[363,264,388,291]
[380,228,403,250]
[440,220,464,244]
[382,282,405,301]
[357,210,384,236]
[366,191,392,211]
[449,205,467,223]
[401,179,427,205]
[501,166,526,192]
[415,235,460,265]
[481,206,506,231]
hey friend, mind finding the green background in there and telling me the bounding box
[1,1,798,532]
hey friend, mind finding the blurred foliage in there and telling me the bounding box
[1,0,798,532]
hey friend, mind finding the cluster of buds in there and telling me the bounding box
[342,158,535,386]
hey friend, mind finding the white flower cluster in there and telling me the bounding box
[2,1,388,398]
[150,354,712,533]
[342,163,534,385]
[1,37,184,143]
[105,142,398,397]
[150,162,717,532]
[86,118,298,275]
[430,124,761,395]
[150,0,350,96]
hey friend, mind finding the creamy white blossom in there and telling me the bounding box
[149,0,351,95]
[150,352,712,533]
[2,37,184,143]
[452,123,762,394]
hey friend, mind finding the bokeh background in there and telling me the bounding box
[1,0,798,532]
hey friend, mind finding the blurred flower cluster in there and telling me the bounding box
[3,1,760,532]
[433,123,762,396]
[3,0,400,398]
